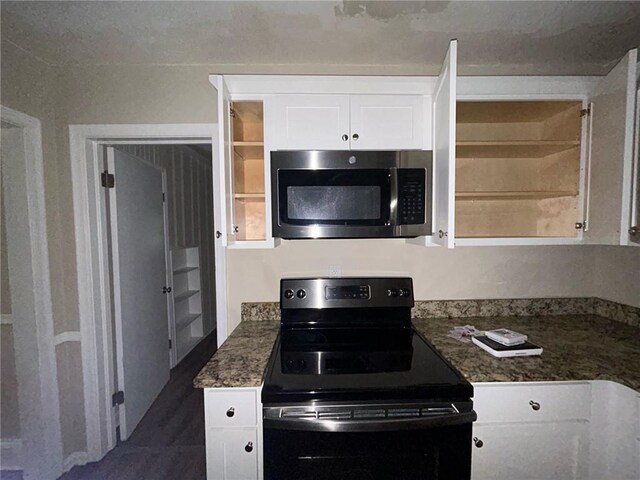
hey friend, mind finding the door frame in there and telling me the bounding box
[69,124,226,462]
[1,105,63,479]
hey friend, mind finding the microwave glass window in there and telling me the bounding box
[287,186,381,221]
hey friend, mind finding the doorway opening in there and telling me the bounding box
[69,123,226,467]
[101,143,218,441]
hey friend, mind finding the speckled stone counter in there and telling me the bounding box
[413,315,640,391]
[194,319,279,388]
[195,308,640,391]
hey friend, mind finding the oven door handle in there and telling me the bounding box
[263,410,477,433]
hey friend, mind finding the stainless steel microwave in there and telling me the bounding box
[270,150,432,239]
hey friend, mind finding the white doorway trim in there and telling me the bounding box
[69,124,226,463]
[1,105,63,479]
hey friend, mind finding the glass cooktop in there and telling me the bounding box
[262,326,473,404]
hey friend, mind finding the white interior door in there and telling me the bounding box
[216,75,236,247]
[583,48,638,245]
[107,147,170,440]
[432,39,457,248]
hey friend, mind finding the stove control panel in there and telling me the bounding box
[280,277,413,309]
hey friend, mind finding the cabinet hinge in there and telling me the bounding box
[162,192,166,202]
[629,226,639,235]
[580,107,591,117]
[229,106,235,118]
[101,171,115,188]
[112,390,125,407]
[575,221,587,230]
[169,339,172,349]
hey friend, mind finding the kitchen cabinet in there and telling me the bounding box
[204,387,262,480]
[273,94,426,150]
[471,381,639,480]
[455,48,638,246]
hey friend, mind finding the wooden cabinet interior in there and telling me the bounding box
[232,101,266,241]
[456,101,582,238]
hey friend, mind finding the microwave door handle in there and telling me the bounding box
[389,168,399,226]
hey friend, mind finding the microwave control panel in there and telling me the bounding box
[397,169,426,225]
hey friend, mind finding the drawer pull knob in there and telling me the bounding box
[473,437,483,448]
[226,407,235,417]
[244,441,253,453]
[342,134,348,141]
[529,400,541,411]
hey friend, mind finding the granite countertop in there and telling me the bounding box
[194,314,640,391]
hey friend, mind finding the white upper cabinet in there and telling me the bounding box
[274,94,350,150]
[350,95,426,150]
[273,93,426,151]
[583,48,638,245]
[432,40,457,248]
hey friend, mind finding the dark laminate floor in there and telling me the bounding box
[58,331,217,480]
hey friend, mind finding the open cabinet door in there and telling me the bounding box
[432,39,457,248]
[214,74,236,247]
[583,48,638,245]
[630,85,640,245]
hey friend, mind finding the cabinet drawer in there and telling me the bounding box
[205,389,258,427]
[473,382,591,423]
[206,428,258,480]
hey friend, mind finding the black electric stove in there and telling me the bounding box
[261,277,476,480]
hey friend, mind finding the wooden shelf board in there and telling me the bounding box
[176,313,201,331]
[173,289,199,302]
[233,141,264,147]
[456,191,578,200]
[234,193,265,199]
[456,141,579,158]
[173,266,198,275]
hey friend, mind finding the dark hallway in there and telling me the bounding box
[58,332,217,480]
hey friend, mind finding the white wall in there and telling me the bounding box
[593,246,640,307]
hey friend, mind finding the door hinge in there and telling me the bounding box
[162,192,166,202]
[101,171,115,188]
[112,390,125,407]
[230,106,235,118]
[629,226,639,235]
[169,339,172,349]
[580,106,591,117]
[575,221,587,230]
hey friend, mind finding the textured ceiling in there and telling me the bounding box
[2,1,640,75]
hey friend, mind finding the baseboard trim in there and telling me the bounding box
[1,437,23,470]
[62,451,89,473]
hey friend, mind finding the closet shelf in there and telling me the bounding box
[173,289,199,302]
[176,313,202,331]
[456,191,578,200]
[173,266,198,275]
[456,140,580,158]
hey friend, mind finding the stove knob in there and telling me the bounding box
[400,288,411,297]
[284,289,294,299]
[296,289,307,299]
[387,288,399,297]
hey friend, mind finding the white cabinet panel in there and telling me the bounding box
[206,428,258,480]
[472,422,589,480]
[274,95,350,150]
[350,95,425,150]
[584,48,638,245]
[432,39,457,248]
[473,382,591,424]
[205,389,258,427]
[215,75,236,247]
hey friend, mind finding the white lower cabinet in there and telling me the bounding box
[205,387,262,480]
[471,381,639,480]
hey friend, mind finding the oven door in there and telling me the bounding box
[263,402,476,480]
